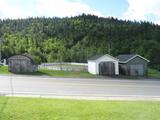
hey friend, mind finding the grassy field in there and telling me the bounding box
[148,69,160,79]
[0,97,160,120]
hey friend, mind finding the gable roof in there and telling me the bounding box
[117,54,136,62]
[88,54,119,61]
[88,54,104,61]
[117,54,150,63]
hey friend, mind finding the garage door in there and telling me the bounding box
[99,62,115,75]
[130,65,144,76]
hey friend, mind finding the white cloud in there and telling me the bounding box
[0,0,103,19]
[123,0,160,24]
[0,0,21,19]
[35,0,103,17]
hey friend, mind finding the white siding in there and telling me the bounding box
[88,61,97,74]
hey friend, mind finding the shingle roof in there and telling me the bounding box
[88,54,104,60]
[8,54,36,64]
[117,54,150,63]
[22,54,35,64]
[116,54,136,62]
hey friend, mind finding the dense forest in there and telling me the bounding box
[0,14,160,69]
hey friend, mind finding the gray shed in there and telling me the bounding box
[8,54,38,73]
[117,54,150,76]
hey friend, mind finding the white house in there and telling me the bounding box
[88,54,119,75]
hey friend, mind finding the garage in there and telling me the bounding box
[88,54,119,75]
[117,54,150,76]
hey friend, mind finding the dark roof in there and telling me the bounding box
[117,54,136,62]
[8,54,36,64]
[117,54,150,63]
[88,54,104,60]
[23,54,34,60]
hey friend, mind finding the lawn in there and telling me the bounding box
[33,69,97,78]
[148,69,160,79]
[0,97,160,120]
[0,66,10,74]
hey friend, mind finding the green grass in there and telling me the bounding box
[1,65,160,79]
[148,69,160,79]
[0,66,10,74]
[0,66,96,78]
[31,69,97,78]
[0,97,160,120]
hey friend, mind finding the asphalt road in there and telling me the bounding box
[0,75,160,99]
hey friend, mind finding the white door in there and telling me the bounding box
[130,65,144,76]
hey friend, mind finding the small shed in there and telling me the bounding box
[88,54,119,75]
[117,54,150,76]
[8,54,38,73]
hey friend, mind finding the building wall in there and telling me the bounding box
[88,61,96,74]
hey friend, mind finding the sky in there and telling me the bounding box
[0,0,160,24]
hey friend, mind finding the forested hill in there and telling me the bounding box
[0,14,160,68]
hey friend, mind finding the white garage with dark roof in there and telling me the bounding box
[117,54,150,76]
[88,54,119,75]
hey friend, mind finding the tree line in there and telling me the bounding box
[0,14,160,69]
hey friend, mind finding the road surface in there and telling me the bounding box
[0,75,160,100]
